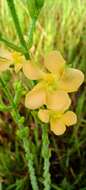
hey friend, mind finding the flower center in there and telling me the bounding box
[43,73,58,90]
[51,111,63,120]
[12,52,22,64]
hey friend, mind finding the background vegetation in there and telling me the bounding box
[0,0,86,189]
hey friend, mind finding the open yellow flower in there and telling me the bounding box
[38,109,77,135]
[0,49,84,112]
[25,50,84,109]
[11,52,44,80]
[0,49,43,79]
[0,49,84,91]
[43,51,84,92]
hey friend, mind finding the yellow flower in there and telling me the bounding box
[25,50,84,109]
[0,49,42,79]
[43,51,84,92]
[12,52,44,80]
[0,49,84,112]
[38,109,77,135]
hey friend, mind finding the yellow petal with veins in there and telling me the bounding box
[38,109,50,123]
[25,83,46,109]
[59,68,84,92]
[44,51,65,76]
[62,111,77,126]
[46,91,71,112]
[23,61,43,80]
[50,118,66,135]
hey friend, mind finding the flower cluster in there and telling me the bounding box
[0,48,84,135]
[24,51,84,135]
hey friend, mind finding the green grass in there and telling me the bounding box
[0,0,86,190]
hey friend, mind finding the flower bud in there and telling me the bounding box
[27,0,38,18]
[27,0,44,19]
[36,0,44,8]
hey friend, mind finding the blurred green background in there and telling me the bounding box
[0,0,86,189]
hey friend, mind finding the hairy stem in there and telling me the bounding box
[0,77,39,190]
[42,125,51,190]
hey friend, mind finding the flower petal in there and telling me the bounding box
[59,68,84,92]
[0,48,12,60]
[0,59,11,73]
[62,111,77,126]
[50,118,66,135]
[46,91,71,112]
[0,48,12,73]
[38,109,50,123]
[44,50,65,75]
[23,61,43,80]
[12,52,22,63]
[25,83,46,109]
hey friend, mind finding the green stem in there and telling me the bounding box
[0,105,12,112]
[23,136,39,190]
[0,77,39,190]
[42,125,51,190]
[6,0,30,59]
[31,111,39,148]
[0,77,23,126]
[28,18,36,49]
[0,77,13,104]
[38,177,62,190]
[0,34,26,54]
